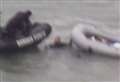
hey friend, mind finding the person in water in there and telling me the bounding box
[48,36,69,48]
[4,10,32,39]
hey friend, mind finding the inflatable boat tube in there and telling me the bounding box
[0,23,52,51]
[71,23,120,57]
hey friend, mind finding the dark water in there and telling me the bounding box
[0,0,119,82]
[0,47,119,82]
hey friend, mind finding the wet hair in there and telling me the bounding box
[54,36,61,44]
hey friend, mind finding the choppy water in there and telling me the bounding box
[0,0,119,82]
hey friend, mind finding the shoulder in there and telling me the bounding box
[16,11,24,15]
[14,11,25,18]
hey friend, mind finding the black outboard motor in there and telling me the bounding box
[31,22,52,38]
[44,23,52,36]
[0,22,52,52]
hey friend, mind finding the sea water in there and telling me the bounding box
[0,0,119,82]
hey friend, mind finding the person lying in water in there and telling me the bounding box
[47,36,70,48]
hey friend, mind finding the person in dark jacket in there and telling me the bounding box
[5,10,32,39]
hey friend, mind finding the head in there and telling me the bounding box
[25,10,32,17]
[53,36,61,44]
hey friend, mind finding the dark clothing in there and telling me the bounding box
[49,43,68,48]
[5,11,32,39]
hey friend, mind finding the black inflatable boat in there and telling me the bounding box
[0,23,52,51]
